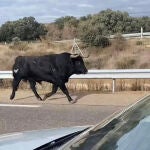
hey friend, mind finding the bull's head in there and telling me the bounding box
[71,47,89,58]
[70,54,88,74]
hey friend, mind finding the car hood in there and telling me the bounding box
[0,126,89,150]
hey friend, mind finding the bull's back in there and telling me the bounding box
[12,53,71,81]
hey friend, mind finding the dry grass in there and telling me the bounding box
[85,38,150,69]
[115,57,136,69]
[0,40,73,70]
[1,79,150,92]
[0,38,150,91]
[0,38,150,70]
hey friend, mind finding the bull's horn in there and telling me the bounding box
[81,53,89,58]
[80,48,90,58]
[70,53,80,58]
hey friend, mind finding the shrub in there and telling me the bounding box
[113,33,127,51]
[78,20,110,48]
[139,63,149,69]
[0,17,47,42]
[131,80,142,91]
[136,40,143,45]
[116,57,136,69]
[9,39,29,51]
[85,56,106,69]
[94,35,110,47]
[12,37,21,43]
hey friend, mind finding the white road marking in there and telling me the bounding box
[0,133,23,140]
[0,104,41,108]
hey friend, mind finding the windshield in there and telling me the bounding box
[67,95,150,150]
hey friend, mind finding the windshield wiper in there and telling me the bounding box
[34,128,88,150]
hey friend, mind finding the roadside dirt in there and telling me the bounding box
[0,89,149,106]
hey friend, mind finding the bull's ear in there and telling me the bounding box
[70,54,79,58]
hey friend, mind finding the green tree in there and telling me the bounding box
[0,17,47,42]
[53,16,79,39]
[44,9,150,42]
[138,17,150,32]
[78,20,110,47]
[55,16,78,29]
[0,21,15,41]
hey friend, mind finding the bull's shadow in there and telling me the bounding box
[13,91,88,103]
[44,92,87,102]
[14,94,65,101]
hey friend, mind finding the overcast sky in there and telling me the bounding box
[0,0,150,25]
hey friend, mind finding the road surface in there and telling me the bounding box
[0,89,148,134]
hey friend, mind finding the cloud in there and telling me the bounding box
[0,0,150,25]
[78,4,94,8]
[53,8,67,14]
[127,6,134,11]
[37,15,61,22]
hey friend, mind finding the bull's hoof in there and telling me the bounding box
[69,99,77,104]
[42,96,47,101]
[10,95,14,100]
[37,97,43,101]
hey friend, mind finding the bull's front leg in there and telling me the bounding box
[59,84,77,104]
[10,77,21,100]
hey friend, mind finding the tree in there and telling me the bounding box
[55,16,78,29]
[52,16,79,39]
[0,17,47,42]
[78,9,150,47]
[138,17,150,32]
[0,21,15,42]
[78,20,110,47]
[42,9,150,43]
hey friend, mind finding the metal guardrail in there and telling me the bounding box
[0,71,13,79]
[109,32,150,39]
[0,69,150,93]
[71,69,150,93]
[71,69,150,79]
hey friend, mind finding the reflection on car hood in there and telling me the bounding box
[116,115,150,150]
[0,126,89,150]
[60,95,150,150]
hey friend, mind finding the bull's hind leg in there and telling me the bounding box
[29,80,42,101]
[43,84,58,101]
[10,78,21,100]
[59,84,77,104]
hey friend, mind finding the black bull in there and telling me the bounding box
[10,53,88,103]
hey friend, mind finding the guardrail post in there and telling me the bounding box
[112,79,116,93]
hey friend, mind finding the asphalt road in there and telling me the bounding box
[0,89,147,135]
[0,103,123,134]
